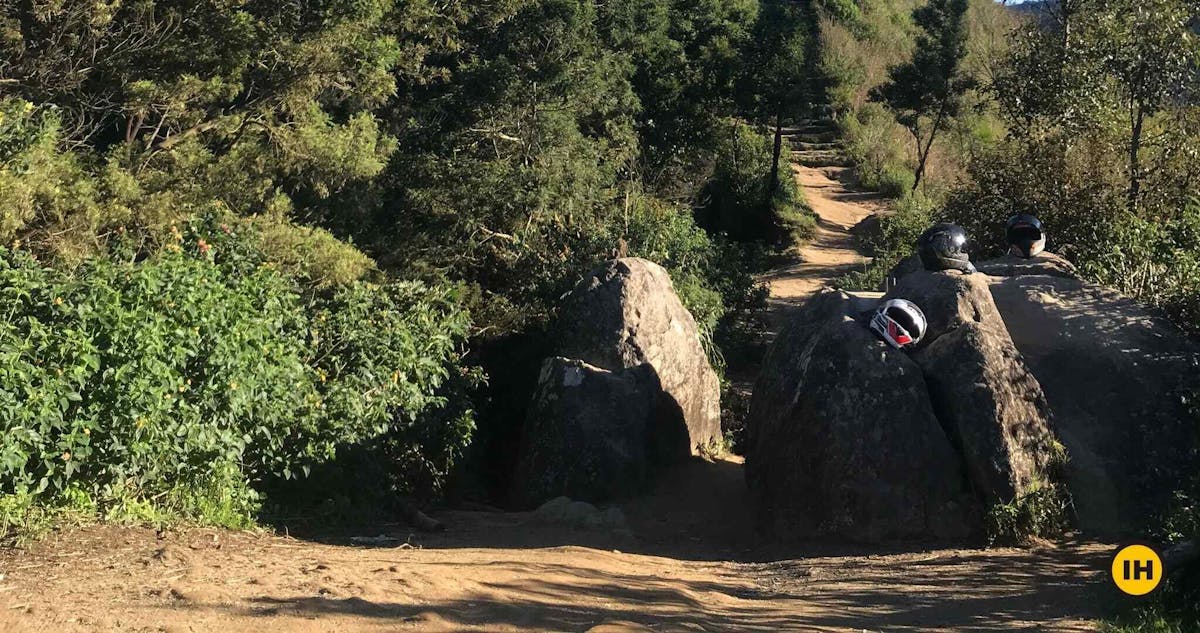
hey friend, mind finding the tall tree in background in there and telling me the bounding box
[1086,0,1199,213]
[739,2,809,208]
[993,0,1104,141]
[871,0,975,192]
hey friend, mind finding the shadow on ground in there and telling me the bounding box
[166,541,1113,632]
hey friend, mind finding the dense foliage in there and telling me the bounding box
[697,121,814,245]
[0,217,474,532]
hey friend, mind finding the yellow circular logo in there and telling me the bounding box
[1110,544,1164,596]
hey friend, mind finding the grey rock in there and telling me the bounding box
[556,258,722,457]
[513,358,657,507]
[884,269,1004,343]
[984,269,1200,535]
[533,496,630,532]
[975,252,1079,279]
[885,271,1062,505]
[879,254,925,292]
[746,291,973,542]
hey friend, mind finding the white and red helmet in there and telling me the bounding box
[870,299,927,350]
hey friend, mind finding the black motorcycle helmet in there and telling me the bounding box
[917,223,975,274]
[1006,214,1046,259]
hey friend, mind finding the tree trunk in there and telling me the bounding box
[912,106,947,193]
[1128,103,1145,214]
[912,146,930,193]
[767,112,783,206]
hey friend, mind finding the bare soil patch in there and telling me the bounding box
[0,475,1114,633]
[760,164,885,315]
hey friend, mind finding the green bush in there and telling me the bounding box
[0,220,474,533]
[984,483,1072,545]
[247,215,381,289]
[0,100,106,262]
[817,0,865,25]
[773,144,818,245]
[842,103,914,198]
[874,163,917,198]
[698,120,815,247]
[839,192,935,290]
[1105,606,1197,633]
[984,442,1071,545]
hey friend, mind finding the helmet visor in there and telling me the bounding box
[887,319,914,346]
[1008,223,1043,243]
[886,305,922,339]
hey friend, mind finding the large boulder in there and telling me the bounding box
[980,259,1200,535]
[883,269,998,341]
[746,291,973,542]
[556,258,722,456]
[513,357,659,506]
[879,254,924,292]
[886,252,1079,291]
[884,271,1062,505]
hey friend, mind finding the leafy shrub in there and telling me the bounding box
[874,163,917,199]
[697,120,815,246]
[839,192,935,290]
[0,100,105,261]
[1090,207,1200,331]
[1104,607,1196,633]
[816,0,865,30]
[0,220,474,532]
[246,215,381,289]
[841,103,914,198]
[985,483,1073,545]
[773,144,818,245]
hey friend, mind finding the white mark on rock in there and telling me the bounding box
[562,366,585,388]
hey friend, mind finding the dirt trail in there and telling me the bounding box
[0,453,1117,632]
[760,162,885,313]
[0,489,1114,633]
[0,135,1119,633]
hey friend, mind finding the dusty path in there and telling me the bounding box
[0,506,1114,633]
[0,456,1119,632]
[760,162,885,313]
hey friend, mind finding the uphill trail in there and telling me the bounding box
[760,118,886,317]
[0,121,1117,633]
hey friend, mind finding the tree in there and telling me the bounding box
[740,2,809,209]
[992,0,1105,141]
[870,0,975,192]
[1085,0,1199,213]
[994,0,1199,215]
